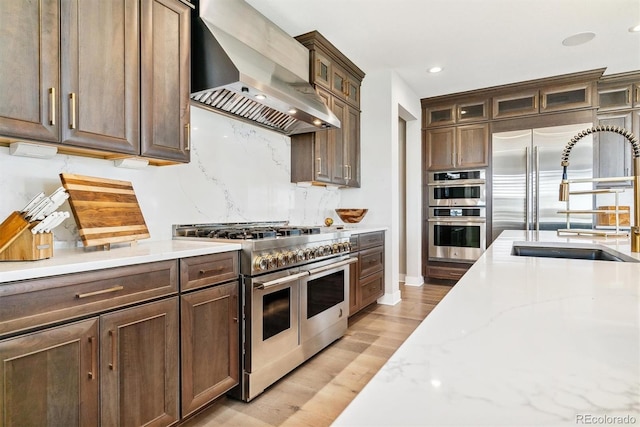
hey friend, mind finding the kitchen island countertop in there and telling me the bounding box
[333,230,640,426]
[0,239,242,283]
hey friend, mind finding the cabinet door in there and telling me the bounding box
[457,123,489,168]
[181,282,239,416]
[101,298,179,427]
[492,90,539,119]
[540,82,593,113]
[596,112,634,186]
[457,100,488,123]
[140,0,191,162]
[0,0,60,142]
[332,64,349,101]
[598,85,633,110]
[346,78,360,107]
[0,319,99,427]
[345,104,360,187]
[426,104,456,127]
[331,97,348,185]
[60,0,139,154]
[314,88,333,184]
[425,127,455,170]
[313,50,332,90]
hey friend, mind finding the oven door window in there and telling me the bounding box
[433,186,480,200]
[263,288,291,340]
[307,270,345,319]
[434,224,481,249]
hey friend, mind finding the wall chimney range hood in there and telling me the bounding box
[190,0,340,135]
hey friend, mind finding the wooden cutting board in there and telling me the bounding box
[60,173,150,247]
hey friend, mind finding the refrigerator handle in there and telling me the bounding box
[525,146,531,230]
[535,146,540,232]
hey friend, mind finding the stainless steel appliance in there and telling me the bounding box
[428,207,486,262]
[491,123,594,242]
[173,222,355,401]
[428,170,486,206]
[190,0,340,135]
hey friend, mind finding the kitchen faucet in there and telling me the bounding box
[559,125,640,252]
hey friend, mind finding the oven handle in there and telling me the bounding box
[254,271,309,290]
[427,218,486,223]
[305,257,357,276]
[427,179,486,186]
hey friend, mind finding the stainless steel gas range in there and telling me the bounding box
[172,222,355,401]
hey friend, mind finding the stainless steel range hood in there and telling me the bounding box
[191,0,340,135]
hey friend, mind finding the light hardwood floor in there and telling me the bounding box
[182,281,453,427]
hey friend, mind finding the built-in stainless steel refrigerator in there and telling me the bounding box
[491,122,594,242]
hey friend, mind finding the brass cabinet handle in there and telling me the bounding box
[316,157,322,176]
[109,330,116,370]
[185,123,191,151]
[534,94,540,111]
[627,88,633,105]
[635,87,639,104]
[69,92,76,129]
[76,285,124,299]
[48,87,56,125]
[88,336,96,379]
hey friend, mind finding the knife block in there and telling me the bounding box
[0,211,53,261]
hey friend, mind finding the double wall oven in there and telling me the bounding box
[427,170,486,262]
[173,222,355,401]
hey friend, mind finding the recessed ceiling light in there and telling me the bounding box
[288,108,297,114]
[562,32,596,46]
[428,66,443,73]
[255,94,266,100]
[630,24,640,33]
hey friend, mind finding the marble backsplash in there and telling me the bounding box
[0,106,342,247]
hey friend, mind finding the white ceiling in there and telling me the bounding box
[245,0,640,98]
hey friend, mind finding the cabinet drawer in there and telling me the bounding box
[180,251,239,291]
[360,270,383,308]
[359,246,384,278]
[357,231,384,250]
[0,260,178,337]
[427,265,467,281]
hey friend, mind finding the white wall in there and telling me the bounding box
[0,106,341,246]
[348,69,423,305]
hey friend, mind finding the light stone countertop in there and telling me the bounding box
[333,230,640,427]
[0,240,242,283]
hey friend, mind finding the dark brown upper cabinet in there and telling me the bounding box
[0,0,191,165]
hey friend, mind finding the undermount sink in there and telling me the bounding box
[511,242,640,263]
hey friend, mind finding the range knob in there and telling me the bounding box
[277,253,286,267]
[267,255,277,270]
[305,248,314,260]
[296,250,305,262]
[325,245,332,255]
[286,251,296,264]
[254,256,268,271]
[343,242,350,252]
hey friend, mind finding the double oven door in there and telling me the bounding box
[428,170,487,262]
[244,256,354,400]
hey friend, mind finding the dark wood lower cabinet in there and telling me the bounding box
[181,281,239,417]
[100,298,179,427]
[349,231,385,316]
[0,318,99,427]
[0,252,240,426]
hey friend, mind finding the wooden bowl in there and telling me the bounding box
[335,209,368,223]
